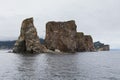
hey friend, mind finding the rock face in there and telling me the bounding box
[94,41,110,51]
[13,18,48,53]
[44,20,77,53]
[44,20,95,53]
[76,32,87,52]
[76,33,95,52]
[84,35,95,51]
[98,45,110,51]
[13,18,96,53]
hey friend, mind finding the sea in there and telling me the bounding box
[0,50,120,80]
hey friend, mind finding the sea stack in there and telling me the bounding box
[13,18,48,53]
[44,20,77,53]
[13,18,96,53]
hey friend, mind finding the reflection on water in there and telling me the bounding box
[0,50,120,80]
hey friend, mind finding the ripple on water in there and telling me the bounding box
[0,50,120,80]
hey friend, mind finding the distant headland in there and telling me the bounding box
[94,41,110,51]
[2,17,110,53]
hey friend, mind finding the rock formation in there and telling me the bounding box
[94,41,110,51]
[13,18,48,53]
[44,20,77,53]
[76,32,87,52]
[44,20,95,53]
[13,17,96,53]
[84,35,95,51]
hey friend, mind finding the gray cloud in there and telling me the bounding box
[0,0,120,49]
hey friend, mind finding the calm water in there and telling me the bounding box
[0,50,120,80]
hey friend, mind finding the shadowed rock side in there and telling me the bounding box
[44,20,77,53]
[13,18,48,53]
[76,32,87,52]
[84,35,95,51]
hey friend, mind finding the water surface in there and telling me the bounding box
[0,50,120,80]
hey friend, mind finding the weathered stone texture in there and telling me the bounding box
[13,18,96,53]
[84,35,95,51]
[13,18,48,53]
[76,32,87,52]
[44,20,77,53]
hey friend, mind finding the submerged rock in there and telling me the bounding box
[13,18,48,53]
[44,20,77,53]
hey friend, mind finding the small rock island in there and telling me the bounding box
[94,41,110,51]
[13,17,109,53]
[13,18,48,53]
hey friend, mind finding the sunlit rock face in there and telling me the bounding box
[13,18,48,53]
[44,20,77,53]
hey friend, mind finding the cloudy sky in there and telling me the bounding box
[0,0,120,49]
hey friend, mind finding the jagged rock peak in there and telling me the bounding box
[13,17,48,53]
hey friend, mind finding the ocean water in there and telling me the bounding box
[0,50,120,80]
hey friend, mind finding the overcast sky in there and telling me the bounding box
[0,0,120,49]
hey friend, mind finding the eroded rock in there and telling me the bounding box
[13,18,96,53]
[44,20,77,53]
[84,35,95,51]
[76,32,87,52]
[13,18,48,53]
